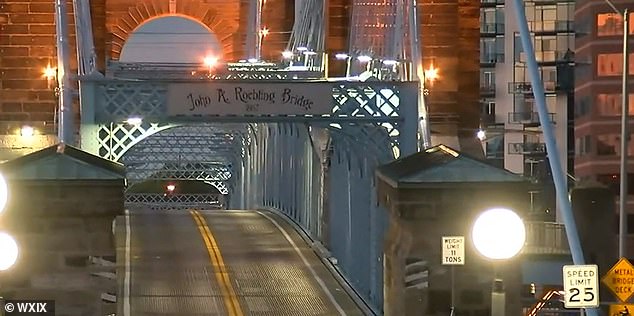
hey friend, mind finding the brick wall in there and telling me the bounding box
[421,0,481,155]
[0,1,71,127]
[0,0,293,139]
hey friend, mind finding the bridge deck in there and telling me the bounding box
[116,209,364,315]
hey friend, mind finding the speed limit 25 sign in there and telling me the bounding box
[563,264,600,308]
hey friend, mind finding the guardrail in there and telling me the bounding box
[524,221,570,255]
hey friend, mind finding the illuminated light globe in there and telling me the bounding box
[472,208,526,260]
[0,232,18,270]
[0,173,8,214]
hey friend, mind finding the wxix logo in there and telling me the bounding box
[3,300,54,315]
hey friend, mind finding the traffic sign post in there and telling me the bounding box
[563,265,600,308]
[442,236,464,316]
[603,258,634,303]
[442,236,465,265]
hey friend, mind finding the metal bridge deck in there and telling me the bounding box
[116,209,364,315]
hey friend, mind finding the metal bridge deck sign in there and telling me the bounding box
[441,236,464,265]
[603,257,634,303]
[562,264,599,308]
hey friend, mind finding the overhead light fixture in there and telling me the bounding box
[203,55,218,68]
[296,46,308,51]
[20,125,34,137]
[357,55,372,63]
[476,129,486,141]
[303,51,317,56]
[382,59,398,66]
[335,53,349,60]
[125,117,142,126]
[42,65,56,80]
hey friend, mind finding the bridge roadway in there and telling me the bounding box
[116,208,365,315]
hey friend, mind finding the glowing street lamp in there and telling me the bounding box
[203,56,218,76]
[476,129,486,141]
[0,232,18,271]
[472,207,526,316]
[357,55,372,63]
[424,64,439,83]
[125,117,142,126]
[20,125,34,138]
[472,208,525,260]
[42,65,57,89]
[281,51,293,59]
[166,184,176,192]
[0,173,8,214]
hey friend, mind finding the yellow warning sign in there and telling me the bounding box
[610,304,634,315]
[603,257,634,303]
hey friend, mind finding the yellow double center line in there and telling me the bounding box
[190,210,244,316]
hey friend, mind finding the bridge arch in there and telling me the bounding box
[109,0,237,61]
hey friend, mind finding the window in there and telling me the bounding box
[576,135,592,156]
[575,96,591,118]
[593,134,634,156]
[597,174,634,196]
[597,53,634,76]
[597,12,634,36]
[596,94,634,116]
[597,134,618,155]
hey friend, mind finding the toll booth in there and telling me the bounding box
[376,144,532,316]
[0,143,125,315]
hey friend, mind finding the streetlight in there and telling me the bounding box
[20,125,34,138]
[0,232,18,271]
[602,0,630,259]
[0,173,7,214]
[424,64,439,83]
[472,207,526,316]
[203,55,218,76]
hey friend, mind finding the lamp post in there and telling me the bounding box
[0,174,17,271]
[472,207,526,316]
[603,0,631,259]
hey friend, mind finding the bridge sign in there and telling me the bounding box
[562,264,599,308]
[167,82,334,116]
[603,257,634,303]
[441,236,464,265]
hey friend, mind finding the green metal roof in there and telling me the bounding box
[0,143,125,180]
[376,144,528,188]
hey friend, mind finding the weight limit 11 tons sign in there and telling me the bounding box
[442,236,465,265]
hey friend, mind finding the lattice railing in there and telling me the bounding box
[126,193,223,204]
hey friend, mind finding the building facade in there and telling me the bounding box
[480,0,575,219]
[574,0,634,253]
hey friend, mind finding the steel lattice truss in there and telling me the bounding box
[98,122,172,161]
[85,78,415,194]
[125,193,224,210]
[119,124,249,191]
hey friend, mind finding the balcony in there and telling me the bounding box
[480,82,496,95]
[481,23,504,36]
[519,50,575,64]
[508,112,555,125]
[481,0,504,6]
[523,221,569,255]
[528,20,574,33]
[508,142,546,155]
[481,52,504,65]
[480,112,497,126]
[508,81,558,94]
